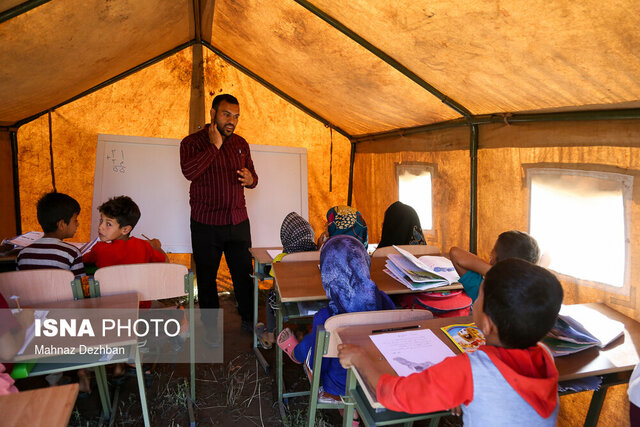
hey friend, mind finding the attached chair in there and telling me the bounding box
[306,309,435,427]
[91,262,196,423]
[371,245,440,258]
[0,268,81,305]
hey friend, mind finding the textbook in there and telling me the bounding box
[441,323,486,353]
[2,231,98,255]
[384,245,460,290]
[542,304,625,357]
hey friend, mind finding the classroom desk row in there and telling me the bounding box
[9,292,152,426]
[249,246,640,426]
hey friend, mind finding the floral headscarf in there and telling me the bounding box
[320,235,394,315]
[326,205,368,247]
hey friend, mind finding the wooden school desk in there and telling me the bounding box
[14,292,152,425]
[271,258,463,417]
[249,246,282,372]
[335,303,640,427]
[0,383,79,427]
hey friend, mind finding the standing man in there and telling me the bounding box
[180,94,258,344]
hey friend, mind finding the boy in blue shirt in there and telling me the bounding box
[449,230,540,301]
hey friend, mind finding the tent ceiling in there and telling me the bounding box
[0,0,191,126]
[1,0,639,135]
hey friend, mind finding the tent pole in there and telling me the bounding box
[201,40,351,139]
[469,125,478,254]
[293,0,472,119]
[353,109,640,143]
[347,141,355,206]
[10,130,21,235]
[0,0,52,25]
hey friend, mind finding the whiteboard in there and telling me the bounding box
[92,134,308,252]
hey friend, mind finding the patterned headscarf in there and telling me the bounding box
[320,235,394,316]
[378,201,426,248]
[326,205,368,247]
[280,212,317,253]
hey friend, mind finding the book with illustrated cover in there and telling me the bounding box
[384,245,460,290]
[441,323,486,353]
[542,304,625,357]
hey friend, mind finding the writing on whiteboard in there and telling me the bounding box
[106,148,126,173]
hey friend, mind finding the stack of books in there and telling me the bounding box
[384,245,460,290]
[542,304,625,357]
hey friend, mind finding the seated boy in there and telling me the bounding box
[338,258,563,425]
[83,195,168,268]
[17,191,85,277]
[449,230,540,302]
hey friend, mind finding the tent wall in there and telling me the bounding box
[0,130,16,239]
[13,46,350,282]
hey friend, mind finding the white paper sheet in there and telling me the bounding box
[369,329,456,377]
[267,249,282,260]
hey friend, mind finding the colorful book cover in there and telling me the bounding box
[441,323,486,353]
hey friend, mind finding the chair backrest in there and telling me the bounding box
[323,309,434,357]
[0,269,75,306]
[280,251,321,262]
[93,263,189,300]
[371,244,440,258]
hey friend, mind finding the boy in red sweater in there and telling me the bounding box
[338,258,563,425]
[83,195,168,268]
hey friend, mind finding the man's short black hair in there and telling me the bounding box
[211,94,239,110]
[36,192,81,233]
[494,230,540,264]
[98,196,141,231]
[482,258,563,349]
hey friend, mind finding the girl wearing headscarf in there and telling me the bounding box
[317,205,368,249]
[256,212,317,348]
[277,235,394,397]
[378,201,426,248]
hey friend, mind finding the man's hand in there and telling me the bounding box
[237,168,254,187]
[208,123,223,149]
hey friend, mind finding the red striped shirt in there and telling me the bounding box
[180,125,258,225]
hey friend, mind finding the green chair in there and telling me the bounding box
[306,309,436,427]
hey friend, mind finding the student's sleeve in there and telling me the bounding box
[459,271,483,302]
[180,134,219,181]
[70,249,86,277]
[147,243,167,263]
[376,354,474,414]
[244,142,258,189]
[82,245,98,264]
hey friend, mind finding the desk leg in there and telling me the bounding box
[342,369,357,427]
[252,260,270,373]
[94,365,111,419]
[583,387,607,427]
[135,347,151,427]
[276,286,284,413]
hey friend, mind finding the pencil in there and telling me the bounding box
[141,234,151,240]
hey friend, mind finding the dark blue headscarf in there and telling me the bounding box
[320,235,394,315]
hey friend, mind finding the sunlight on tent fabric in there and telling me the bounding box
[529,171,628,287]
[398,168,432,230]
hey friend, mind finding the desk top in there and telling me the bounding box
[249,247,282,265]
[336,302,640,408]
[273,258,463,303]
[0,383,79,427]
[15,293,139,362]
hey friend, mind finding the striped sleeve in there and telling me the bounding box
[17,240,86,278]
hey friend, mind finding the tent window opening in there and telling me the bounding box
[528,168,632,288]
[396,164,433,232]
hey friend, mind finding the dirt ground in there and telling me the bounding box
[15,289,463,426]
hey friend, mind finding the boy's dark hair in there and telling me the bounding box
[482,258,563,349]
[494,230,540,264]
[212,94,239,110]
[98,196,141,231]
[36,192,81,233]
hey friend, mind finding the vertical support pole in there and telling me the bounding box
[347,140,355,206]
[469,124,478,254]
[10,130,21,235]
